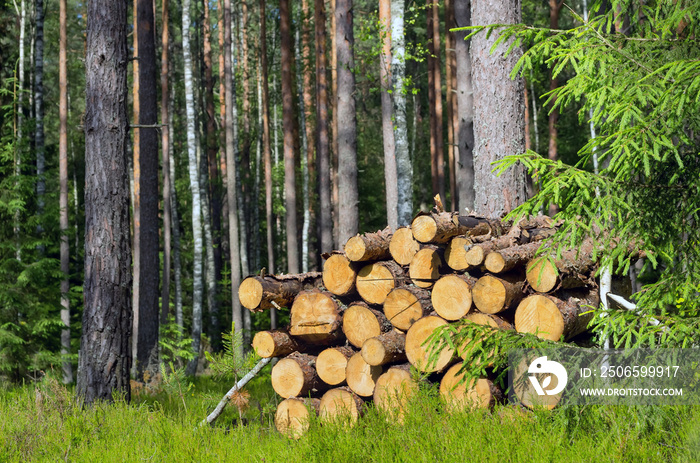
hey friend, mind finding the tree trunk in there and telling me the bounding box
[59,0,72,385]
[183,0,204,375]
[471,0,527,217]
[280,0,300,274]
[35,0,45,245]
[331,0,340,249]
[14,0,26,260]
[335,0,358,246]
[131,0,140,371]
[224,0,243,357]
[379,0,398,230]
[296,22,311,273]
[445,0,458,211]
[430,0,445,204]
[547,0,563,216]
[260,0,275,288]
[77,0,131,403]
[391,0,412,226]
[454,0,475,212]
[315,0,333,255]
[168,80,183,329]
[136,0,160,378]
[160,0,171,324]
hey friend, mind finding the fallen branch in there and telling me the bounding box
[201,357,272,426]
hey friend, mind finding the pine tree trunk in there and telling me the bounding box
[78,0,131,404]
[14,0,26,260]
[224,0,243,358]
[379,0,398,231]
[260,0,275,280]
[168,80,183,329]
[301,0,316,270]
[471,0,527,217]
[315,0,333,254]
[160,0,171,323]
[391,0,412,226]
[59,0,72,385]
[295,20,310,273]
[431,0,445,205]
[136,0,160,378]
[35,0,45,245]
[331,0,340,249]
[445,0,458,212]
[183,0,204,375]
[131,0,140,371]
[280,0,299,274]
[454,0,474,212]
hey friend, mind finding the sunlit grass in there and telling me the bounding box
[0,372,698,462]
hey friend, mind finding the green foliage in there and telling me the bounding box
[159,361,194,413]
[204,323,259,383]
[158,315,196,369]
[457,1,700,349]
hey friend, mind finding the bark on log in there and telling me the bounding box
[361,329,407,366]
[389,226,421,266]
[526,240,596,293]
[344,227,393,261]
[405,315,455,373]
[275,397,321,439]
[408,246,445,289]
[483,241,541,274]
[454,214,508,237]
[356,260,406,305]
[373,363,418,422]
[431,274,477,321]
[316,346,356,386]
[472,274,525,315]
[252,329,306,358]
[383,286,432,331]
[514,290,599,341]
[439,364,501,412]
[319,386,364,424]
[289,290,345,344]
[463,223,551,267]
[271,352,327,398]
[411,211,466,243]
[238,272,324,312]
[322,253,360,296]
[345,352,384,397]
[342,302,393,348]
[444,235,472,271]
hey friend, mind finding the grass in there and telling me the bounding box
[1,369,699,462]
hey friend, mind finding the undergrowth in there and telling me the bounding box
[1,372,698,462]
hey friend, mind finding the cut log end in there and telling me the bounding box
[361,330,406,366]
[390,227,421,266]
[472,274,525,315]
[316,346,355,386]
[445,236,472,271]
[514,295,565,341]
[290,290,344,344]
[344,235,368,262]
[323,254,357,296]
[345,352,384,397]
[252,330,301,358]
[405,316,454,373]
[383,287,431,331]
[465,246,486,267]
[238,277,263,311]
[411,215,439,243]
[271,354,321,399]
[342,304,389,348]
[484,252,506,273]
[409,247,443,289]
[319,387,364,424]
[526,257,558,293]
[440,364,500,413]
[431,274,474,321]
[373,365,418,421]
[275,398,320,439]
[356,262,402,305]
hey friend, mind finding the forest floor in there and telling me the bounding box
[1,371,699,462]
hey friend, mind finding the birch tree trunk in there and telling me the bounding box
[183,0,204,375]
[59,0,72,385]
[169,87,183,329]
[14,0,26,260]
[280,0,299,274]
[315,0,333,255]
[454,0,474,212]
[391,0,412,226]
[77,0,131,404]
[224,0,243,358]
[471,0,527,217]
[295,20,311,273]
[335,0,358,246]
[379,0,398,231]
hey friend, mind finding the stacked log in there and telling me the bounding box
[243,214,605,437]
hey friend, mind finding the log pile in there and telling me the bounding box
[242,213,602,439]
